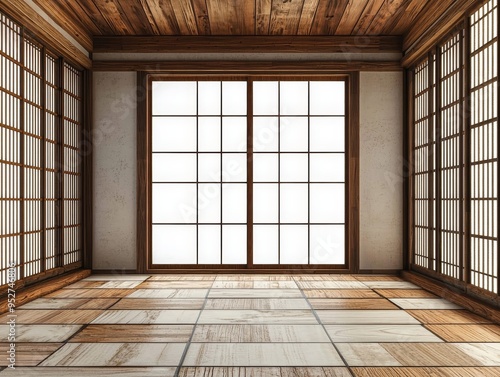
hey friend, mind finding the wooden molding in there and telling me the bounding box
[402,0,482,67]
[0,0,91,69]
[0,269,91,314]
[93,60,402,73]
[93,35,402,54]
[82,70,93,269]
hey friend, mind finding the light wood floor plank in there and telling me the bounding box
[303,289,380,298]
[407,310,491,324]
[0,343,62,366]
[178,367,351,376]
[375,289,437,298]
[425,324,500,342]
[351,367,500,377]
[69,324,194,342]
[0,310,103,324]
[0,368,174,377]
[309,299,398,310]
[110,298,205,310]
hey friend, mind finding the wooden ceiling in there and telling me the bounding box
[33,0,435,50]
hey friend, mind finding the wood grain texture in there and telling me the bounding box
[0,343,62,367]
[352,367,500,377]
[110,298,205,310]
[407,310,492,324]
[0,309,103,324]
[0,368,175,377]
[178,367,352,376]
[296,0,320,35]
[374,289,437,298]
[425,324,500,342]
[205,0,255,34]
[45,288,131,299]
[268,0,304,35]
[303,289,380,298]
[335,0,369,35]
[69,324,194,342]
[309,298,398,310]
[20,298,119,310]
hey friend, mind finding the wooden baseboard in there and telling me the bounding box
[359,269,401,275]
[402,271,500,324]
[0,269,91,314]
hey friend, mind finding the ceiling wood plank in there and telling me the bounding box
[91,0,137,34]
[92,60,402,72]
[63,0,104,36]
[310,0,350,35]
[144,0,180,34]
[191,0,211,35]
[386,0,429,35]
[93,35,402,53]
[297,0,320,35]
[170,0,199,35]
[115,0,155,34]
[70,0,116,34]
[366,0,407,35]
[32,0,93,51]
[0,0,91,68]
[138,0,160,34]
[206,0,255,34]
[269,0,304,35]
[351,0,384,35]
[335,0,369,35]
[256,0,272,35]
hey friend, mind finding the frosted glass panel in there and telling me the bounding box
[152,117,197,152]
[310,117,345,152]
[253,154,278,182]
[198,154,220,182]
[152,225,197,264]
[199,117,221,152]
[310,154,344,182]
[310,225,345,264]
[280,154,308,182]
[198,225,221,264]
[254,184,278,223]
[254,81,278,115]
[223,117,247,152]
[152,153,196,182]
[310,184,344,223]
[280,81,308,115]
[253,225,279,264]
[280,225,308,264]
[222,184,247,223]
[222,225,247,264]
[152,184,197,223]
[222,154,247,182]
[222,81,247,115]
[199,81,221,115]
[310,81,345,115]
[280,184,308,223]
[198,183,221,223]
[280,117,308,152]
[152,81,197,115]
[254,117,279,152]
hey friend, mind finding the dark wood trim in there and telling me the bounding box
[434,49,442,274]
[348,72,360,273]
[246,78,253,268]
[92,61,403,73]
[0,0,91,69]
[93,35,402,54]
[81,69,93,269]
[40,47,47,274]
[19,26,25,279]
[55,57,65,269]
[144,268,353,274]
[0,269,90,314]
[402,271,500,323]
[403,68,412,271]
[136,71,149,274]
[359,269,401,275]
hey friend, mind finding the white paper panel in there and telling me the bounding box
[152,184,197,223]
[152,153,196,182]
[310,184,345,223]
[310,117,345,152]
[198,225,221,264]
[152,81,197,116]
[152,117,197,152]
[253,225,279,264]
[198,183,221,223]
[198,81,221,115]
[198,117,221,152]
[222,117,247,152]
[310,154,345,182]
[253,153,278,182]
[152,225,197,264]
[222,225,247,264]
[222,183,247,223]
[222,153,247,182]
[198,154,221,182]
[222,81,247,115]
[254,117,279,152]
[310,225,345,264]
[280,154,308,182]
[280,81,308,115]
[253,184,278,223]
[310,81,345,116]
[280,225,308,264]
[253,81,278,115]
[280,117,309,152]
[280,184,308,223]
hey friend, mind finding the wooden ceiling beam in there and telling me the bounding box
[93,35,402,53]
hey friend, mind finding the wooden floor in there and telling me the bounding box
[0,274,499,376]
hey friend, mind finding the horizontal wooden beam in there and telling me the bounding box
[0,0,91,69]
[94,35,403,54]
[92,60,402,72]
[402,0,482,67]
